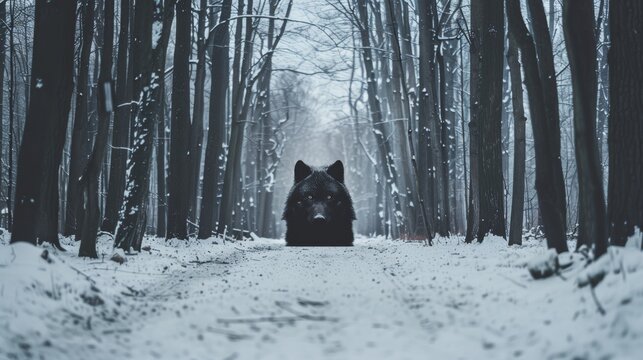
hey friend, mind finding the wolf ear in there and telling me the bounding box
[326,160,344,183]
[294,160,312,183]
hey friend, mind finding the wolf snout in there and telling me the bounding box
[311,213,327,225]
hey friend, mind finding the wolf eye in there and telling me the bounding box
[326,195,332,200]
[297,200,302,206]
[307,195,313,200]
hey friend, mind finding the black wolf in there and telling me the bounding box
[282,160,355,246]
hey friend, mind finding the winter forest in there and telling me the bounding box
[1,0,643,359]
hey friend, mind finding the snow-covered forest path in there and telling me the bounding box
[2,236,642,360]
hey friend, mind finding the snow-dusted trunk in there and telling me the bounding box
[607,0,643,247]
[218,0,255,237]
[10,0,77,247]
[198,0,232,239]
[506,0,568,253]
[78,0,114,258]
[167,0,191,240]
[64,0,95,237]
[356,0,405,238]
[102,0,131,234]
[383,0,417,236]
[114,0,164,252]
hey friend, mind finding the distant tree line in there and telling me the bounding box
[0,0,641,259]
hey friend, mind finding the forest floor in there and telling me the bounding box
[1,232,643,360]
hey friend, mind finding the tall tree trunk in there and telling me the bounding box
[64,0,95,237]
[465,0,481,243]
[417,0,439,237]
[506,0,568,253]
[102,0,130,233]
[563,0,607,257]
[607,0,643,247]
[152,1,176,238]
[198,0,232,239]
[167,0,191,240]
[476,0,505,241]
[10,0,77,247]
[596,0,609,162]
[526,0,567,238]
[0,1,6,215]
[187,0,208,236]
[507,37,526,246]
[356,0,406,238]
[113,0,165,252]
[78,0,115,258]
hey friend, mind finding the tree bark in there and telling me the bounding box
[64,0,95,237]
[465,0,481,243]
[198,0,233,239]
[102,0,130,233]
[78,0,114,258]
[356,0,406,237]
[607,0,643,247]
[113,0,165,251]
[506,0,568,253]
[475,0,505,241]
[10,0,77,247]
[167,0,192,240]
[187,0,208,236]
[507,37,526,246]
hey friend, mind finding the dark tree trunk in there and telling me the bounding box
[10,0,77,247]
[563,0,608,257]
[102,0,130,233]
[64,0,95,237]
[152,0,176,238]
[475,0,505,241]
[506,0,568,253]
[526,0,567,238]
[167,0,191,240]
[507,37,526,246]
[417,0,439,237]
[113,0,165,252]
[465,0,481,243]
[78,0,114,258]
[0,1,6,214]
[607,0,643,247]
[187,0,208,236]
[198,0,232,239]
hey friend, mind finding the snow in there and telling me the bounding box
[1,232,643,360]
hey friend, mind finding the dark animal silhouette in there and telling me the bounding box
[283,160,355,246]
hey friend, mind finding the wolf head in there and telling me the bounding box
[283,160,355,246]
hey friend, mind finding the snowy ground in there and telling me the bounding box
[1,232,643,360]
